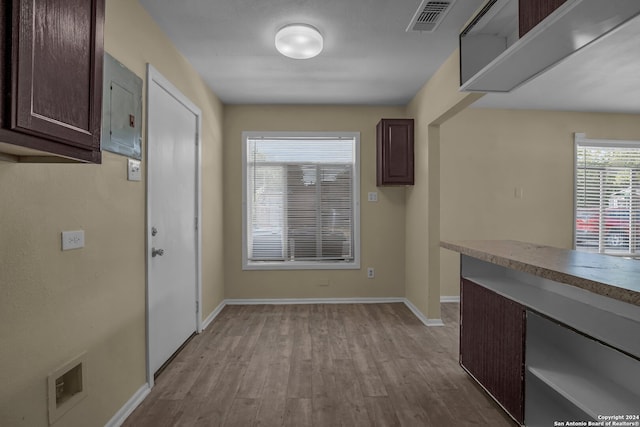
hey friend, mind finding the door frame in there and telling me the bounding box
[145,64,203,387]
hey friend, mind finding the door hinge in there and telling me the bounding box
[196,301,199,313]
[195,217,198,230]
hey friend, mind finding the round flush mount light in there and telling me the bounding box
[275,24,323,59]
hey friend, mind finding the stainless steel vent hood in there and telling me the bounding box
[460,0,640,92]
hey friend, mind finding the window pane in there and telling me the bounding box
[575,140,640,256]
[287,164,319,260]
[321,165,353,260]
[248,165,285,260]
[245,134,358,266]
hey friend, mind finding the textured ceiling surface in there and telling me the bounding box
[139,0,640,113]
[139,0,484,105]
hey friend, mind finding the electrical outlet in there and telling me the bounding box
[317,278,330,287]
[367,268,375,279]
[61,230,85,251]
[368,192,378,202]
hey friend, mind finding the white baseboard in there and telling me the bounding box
[224,297,405,305]
[204,298,447,328]
[105,383,151,427]
[424,318,445,326]
[403,299,445,327]
[202,300,226,330]
[224,297,445,326]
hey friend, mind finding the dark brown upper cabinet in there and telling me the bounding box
[376,118,414,186]
[460,0,640,92]
[0,0,104,163]
[519,0,567,37]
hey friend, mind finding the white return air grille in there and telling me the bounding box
[406,0,456,32]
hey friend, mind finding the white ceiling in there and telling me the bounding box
[139,0,640,113]
[139,0,484,105]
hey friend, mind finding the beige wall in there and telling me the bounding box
[405,50,482,320]
[439,108,640,296]
[0,0,225,425]
[403,50,640,316]
[3,1,639,423]
[223,105,407,299]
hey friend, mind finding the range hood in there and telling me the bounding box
[460,0,640,92]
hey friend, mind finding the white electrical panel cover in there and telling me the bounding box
[101,53,143,159]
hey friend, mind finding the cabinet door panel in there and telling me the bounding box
[386,123,410,178]
[460,278,525,424]
[376,118,414,185]
[12,0,103,149]
[519,0,567,37]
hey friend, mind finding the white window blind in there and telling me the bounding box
[575,134,640,256]
[243,132,360,269]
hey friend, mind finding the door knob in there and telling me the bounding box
[152,247,164,257]
[151,227,158,236]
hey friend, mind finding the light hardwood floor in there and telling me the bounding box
[123,303,515,426]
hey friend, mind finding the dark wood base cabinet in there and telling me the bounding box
[0,0,104,163]
[448,244,640,427]
[460,278,525,424]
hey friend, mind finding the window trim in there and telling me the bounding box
[241,131,361,270]
[573,132,640,256]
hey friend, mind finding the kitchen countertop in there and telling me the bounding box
[440,240,640,307]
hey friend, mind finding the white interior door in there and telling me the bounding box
[146,65,202,378]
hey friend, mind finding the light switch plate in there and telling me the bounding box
[514,187,524,199]
[62,230,85,250]
[128,158,141,181]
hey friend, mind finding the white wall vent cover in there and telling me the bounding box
[406,0,456,32]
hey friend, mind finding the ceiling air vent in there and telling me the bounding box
[406,0,456,32]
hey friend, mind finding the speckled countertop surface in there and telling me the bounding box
[440,240,640,307]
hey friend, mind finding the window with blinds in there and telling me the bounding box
[574,133,640,256]
[242,132,360,269]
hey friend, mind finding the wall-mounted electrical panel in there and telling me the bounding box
[101,53,143,159]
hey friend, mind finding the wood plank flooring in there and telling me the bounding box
[123,303,516,427]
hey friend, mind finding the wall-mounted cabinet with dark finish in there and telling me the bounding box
[460,0,640,93]
[0,0,105,163]
[376,118,414,186]
[518,0,567,37]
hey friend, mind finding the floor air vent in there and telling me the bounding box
[406,0,456,32]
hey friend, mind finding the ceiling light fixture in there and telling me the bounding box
[275,24,323,59]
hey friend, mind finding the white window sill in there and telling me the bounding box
[243,260,360,271]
